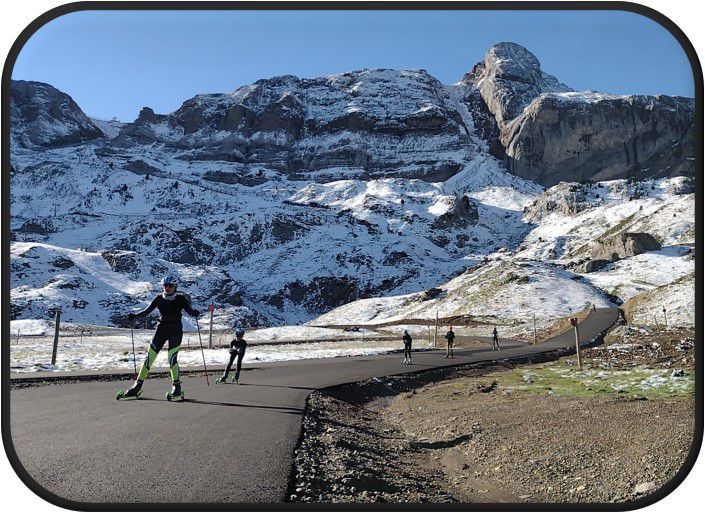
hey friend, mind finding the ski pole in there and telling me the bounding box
[195,318,210,386]
[130,324,137,379]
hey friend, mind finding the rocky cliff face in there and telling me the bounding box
[502,92,695,185]
[111,69,478,183]
[10,80,105,148]
[460,42,694,186]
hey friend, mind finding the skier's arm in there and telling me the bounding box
[130,296,159,318]
[181,296,200,317]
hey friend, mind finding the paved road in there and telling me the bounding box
[7,308,618,506]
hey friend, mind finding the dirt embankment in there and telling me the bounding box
[290,326,695,504]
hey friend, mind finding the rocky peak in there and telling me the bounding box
[463,42,572,124]
[10,80,104,148]
[136,106,158,124]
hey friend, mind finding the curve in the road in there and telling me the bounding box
[6,308,619,506]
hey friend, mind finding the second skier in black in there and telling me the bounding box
[217,327,247,384]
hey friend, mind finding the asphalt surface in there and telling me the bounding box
[7,308,618,506]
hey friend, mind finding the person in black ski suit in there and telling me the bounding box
[402,329,413,364]
[217,328,247,384]
[491,327,501,351]
[444,326,456,358]
[120,275,200,399]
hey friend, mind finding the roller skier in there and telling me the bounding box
[402,329,412,364]
[117,275,200,401]
[216,327,247,384]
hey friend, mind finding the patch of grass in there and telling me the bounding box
[489,365,694,399]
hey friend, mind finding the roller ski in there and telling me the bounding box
[116,380,143,400]
[216,374,239,384]
[165,381,185,402]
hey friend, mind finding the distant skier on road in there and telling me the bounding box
[491,327,501,351]
[402,329,412,364]
[217,327,248,384]
[444,327,456,358]
[117,275,200,401]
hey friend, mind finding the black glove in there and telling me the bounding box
[127,313,137,320]
[192,309,200,317]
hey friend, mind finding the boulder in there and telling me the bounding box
[590,232,662,262]
[432,195,479,230]
[577,259,611,273]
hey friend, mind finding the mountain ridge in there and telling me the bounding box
[9,42,695,329]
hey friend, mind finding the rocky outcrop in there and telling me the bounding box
[461,42,572,125]
[462,43,695,187]
[432,195,479,230]
[524,182,593,222]
[109,69,475,182]
[576,259,612,274]
[10,80,104,148]
[503,92,695,186]
[590,232,662,262]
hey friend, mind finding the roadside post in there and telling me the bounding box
[571,317,582,371]
[51,309,61,366]
[434,310,439,348]
[16,330,20,346]
[662,306,668,328]
[208,303,215,349]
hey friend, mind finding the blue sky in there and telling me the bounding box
[11,9,695,121]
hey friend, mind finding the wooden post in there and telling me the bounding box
[51,309,61,366]
[662,306,668,328]
[80,328,84,345]
[533,313,537,345]
[433,310,439,348]
[16,330,20,345]
[571,317,582,370]
[208,303,215,349]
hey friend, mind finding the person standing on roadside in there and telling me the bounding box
[444,326,456,358]
[491,326,502,351]
[402,329,413,364]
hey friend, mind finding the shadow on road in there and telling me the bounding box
[138,396,304,414]
[236,383,316,391]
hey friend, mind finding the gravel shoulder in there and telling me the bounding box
[290,325,695,504]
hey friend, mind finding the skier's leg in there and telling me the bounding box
[167,327,183,384]
[221,352,237,380]
[234,349,246,382]
[136,327,168,381]
[407,343,412,363]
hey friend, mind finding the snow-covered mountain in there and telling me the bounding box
[9,43,695,329]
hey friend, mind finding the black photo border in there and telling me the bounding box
[2,1,702,511]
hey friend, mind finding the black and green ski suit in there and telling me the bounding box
[130,293,199,384]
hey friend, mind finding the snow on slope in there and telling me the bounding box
[10,242,255,329]
[10,137,543,325]
[312,258,613,326]
[311,177,694,328]
[624,273,695,328]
